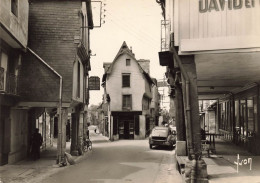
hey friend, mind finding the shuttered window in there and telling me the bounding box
[134,115,139,135]
[122,95,132,109]
[122,74,130,87]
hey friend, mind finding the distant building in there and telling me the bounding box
[102,42,159,140]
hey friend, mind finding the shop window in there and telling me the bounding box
[253,96,257,132]
[235,100,240,129]
[11,0,18,17]
[247,98,254,132]
[240,100,247,137]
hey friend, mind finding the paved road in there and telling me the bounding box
[39,131,183,183]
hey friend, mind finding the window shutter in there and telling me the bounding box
[134,115,139,135]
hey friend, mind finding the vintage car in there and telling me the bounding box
[149,126,176,149]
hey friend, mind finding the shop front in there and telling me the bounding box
[111,111,142,140]
[215,84,260,155]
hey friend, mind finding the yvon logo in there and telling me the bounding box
[199,0,259,13]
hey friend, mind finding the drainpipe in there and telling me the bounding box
[170,46,197,182]
[27,47,63,164]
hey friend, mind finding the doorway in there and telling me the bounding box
[119,120,134,139]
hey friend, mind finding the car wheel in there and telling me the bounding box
[149,144,153,149]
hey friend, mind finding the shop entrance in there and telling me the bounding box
[119,120,134,139]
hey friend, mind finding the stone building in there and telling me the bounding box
[0,0,94,165]
[0,0,29,165]
[102,42,159,140]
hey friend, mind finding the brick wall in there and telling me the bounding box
[24,0,82,102]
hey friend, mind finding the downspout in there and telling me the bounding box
[170,46,197,182]
[27,47,63,164]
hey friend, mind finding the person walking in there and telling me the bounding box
[31,128,43,160]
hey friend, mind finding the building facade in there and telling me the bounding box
[102,42,158,140]
[0,0,93,165]
[157,0,260,181]
[0,0,29,165]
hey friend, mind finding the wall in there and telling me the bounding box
[8,109,28,164]
[107,54,145,111]
[0,0,29,48]
[27,0,82,102]
[19,53,60,102]
[134,115,146,139]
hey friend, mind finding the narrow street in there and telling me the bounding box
[39,130,183,183]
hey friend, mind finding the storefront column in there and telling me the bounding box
[42,111,46,150]
[180,55,201,157]
[175,83,187,156]
[57,108,68,164]
[180,55,208,182]
[70,112,79,156]
[77,112,84,155]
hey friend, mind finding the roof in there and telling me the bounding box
[105,41,154,85]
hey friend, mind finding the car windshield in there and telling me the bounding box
[151,129,168,136]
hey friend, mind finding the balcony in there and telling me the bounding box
[0,67,18,95]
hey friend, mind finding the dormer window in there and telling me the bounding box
[126,59,130,66]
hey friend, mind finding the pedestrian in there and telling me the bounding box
[94,128,97,133]
[31,128,43,160]
[201,128,206,141]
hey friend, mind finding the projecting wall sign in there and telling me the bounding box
[199,0,259,13]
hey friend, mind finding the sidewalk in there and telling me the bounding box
[177,138,260,183]
[0,134,110,183]
[207,138,260,183]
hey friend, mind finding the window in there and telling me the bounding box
[77,61,80,98]
[126,59,130,66]
[122,95,132,109]
[122,74,130,87]
[0,52,8,91]
[11,0,18,17]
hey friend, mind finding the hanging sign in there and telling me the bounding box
[88,76,100,90]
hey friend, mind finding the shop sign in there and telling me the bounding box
[234,154,253,173]
[88,76,100,90]
[199,0,259,13]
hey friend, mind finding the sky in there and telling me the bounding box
[89,0,167,105]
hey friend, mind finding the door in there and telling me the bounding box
[129,121,134,139]
[0,106,10,165]
[124,121,130,139]
[119,121,124,139]
[119,120,134,139]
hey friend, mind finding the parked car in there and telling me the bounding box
[149,126,176,149]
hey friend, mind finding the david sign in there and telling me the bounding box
[199,0,259,13]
